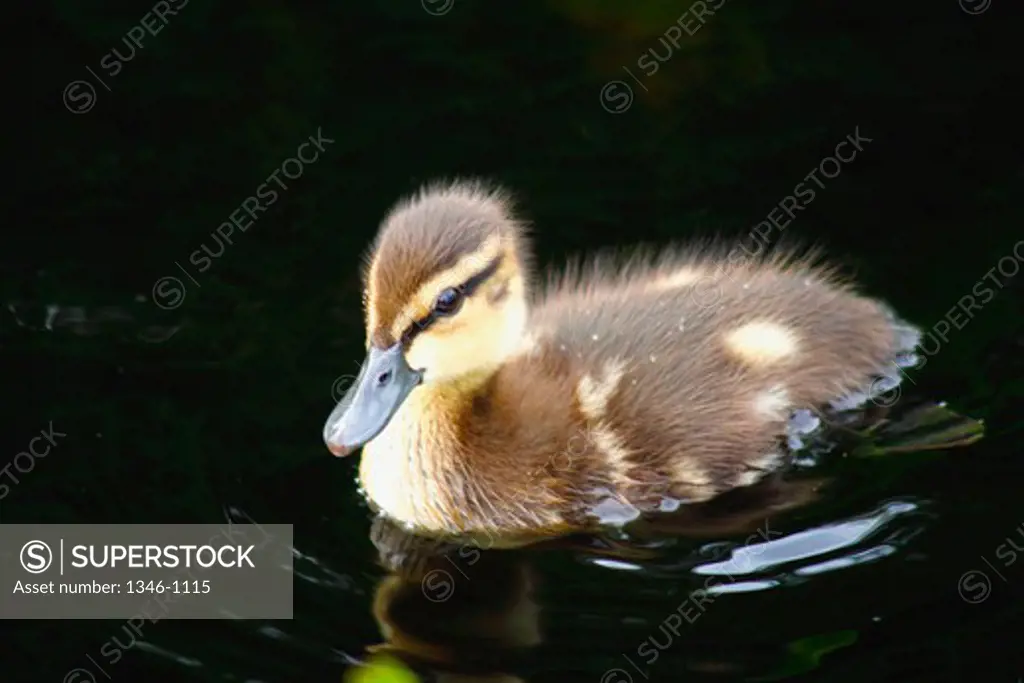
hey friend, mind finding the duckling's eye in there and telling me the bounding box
[433,287,464,316]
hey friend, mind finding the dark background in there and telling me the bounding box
[4,0,1023,681]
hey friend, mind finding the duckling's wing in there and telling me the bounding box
[529,252,921,501]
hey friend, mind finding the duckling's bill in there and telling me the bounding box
[323,343,423,456]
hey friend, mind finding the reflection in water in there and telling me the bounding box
[365,516,538,682]
[363,481,931,681]
[5,301,182,343]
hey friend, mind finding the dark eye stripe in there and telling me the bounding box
[400,254,503,345]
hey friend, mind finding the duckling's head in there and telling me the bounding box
[324,180,531,456]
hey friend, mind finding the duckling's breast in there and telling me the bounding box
[359,374,578,540]
[359,390,462,534]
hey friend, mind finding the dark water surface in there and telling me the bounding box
[6,0,1024,681]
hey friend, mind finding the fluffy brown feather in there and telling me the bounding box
[364,179,531,346]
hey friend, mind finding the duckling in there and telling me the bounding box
[323,180,922,546]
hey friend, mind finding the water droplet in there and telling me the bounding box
[649,355,657,363]
[591,334,600,341]
[659,497,681,512]
[44,305,59,331]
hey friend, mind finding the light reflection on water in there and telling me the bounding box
[579,497,929,599]
[695,500,919,577]
[688,499,923,595]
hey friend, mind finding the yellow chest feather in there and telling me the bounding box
[359,412,458,534]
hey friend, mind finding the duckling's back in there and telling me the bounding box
[525,247,920,506]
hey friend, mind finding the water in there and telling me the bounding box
[9,0,1023,680]
[4,300,1020,681]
